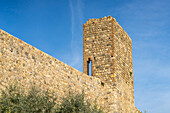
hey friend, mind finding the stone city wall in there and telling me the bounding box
[0,16,139,113]
[0,29,115,112]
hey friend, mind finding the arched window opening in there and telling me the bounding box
[87,58,92,76]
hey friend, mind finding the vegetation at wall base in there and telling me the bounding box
[0,83,57,113]
[57,90,103,113]
[0,83,103,113]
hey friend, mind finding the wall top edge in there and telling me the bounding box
[83,16,132,42]
[0,28,102,82]
[84,16,116,24]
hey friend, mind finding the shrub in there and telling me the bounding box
[0,84,57,113]
[57,90,103,113]
[0,83,103,113]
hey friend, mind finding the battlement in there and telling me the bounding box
[85,16,116,24]
[0,16,139,112]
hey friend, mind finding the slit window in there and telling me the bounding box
[87,58,92,76]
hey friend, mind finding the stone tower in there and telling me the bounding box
[0,16,139,112]
[83,16,135,109]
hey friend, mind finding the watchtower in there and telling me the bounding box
[83,16,135,104]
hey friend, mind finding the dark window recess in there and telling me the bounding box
[107,44,110,46]
[101,81,104,86]
[130,72,133,76]
[87,58,92,76]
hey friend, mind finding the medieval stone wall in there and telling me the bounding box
[0,29,114,112]
[112,19,135,112]
[83,16,139,112]
[0,16,139,113]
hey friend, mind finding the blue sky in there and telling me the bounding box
[0,0,170,112]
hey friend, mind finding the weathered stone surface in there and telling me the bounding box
[0,16,139,113]
[83,16,139,112]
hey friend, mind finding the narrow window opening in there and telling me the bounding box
[87,58,92,76]
[101,81,105,86]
